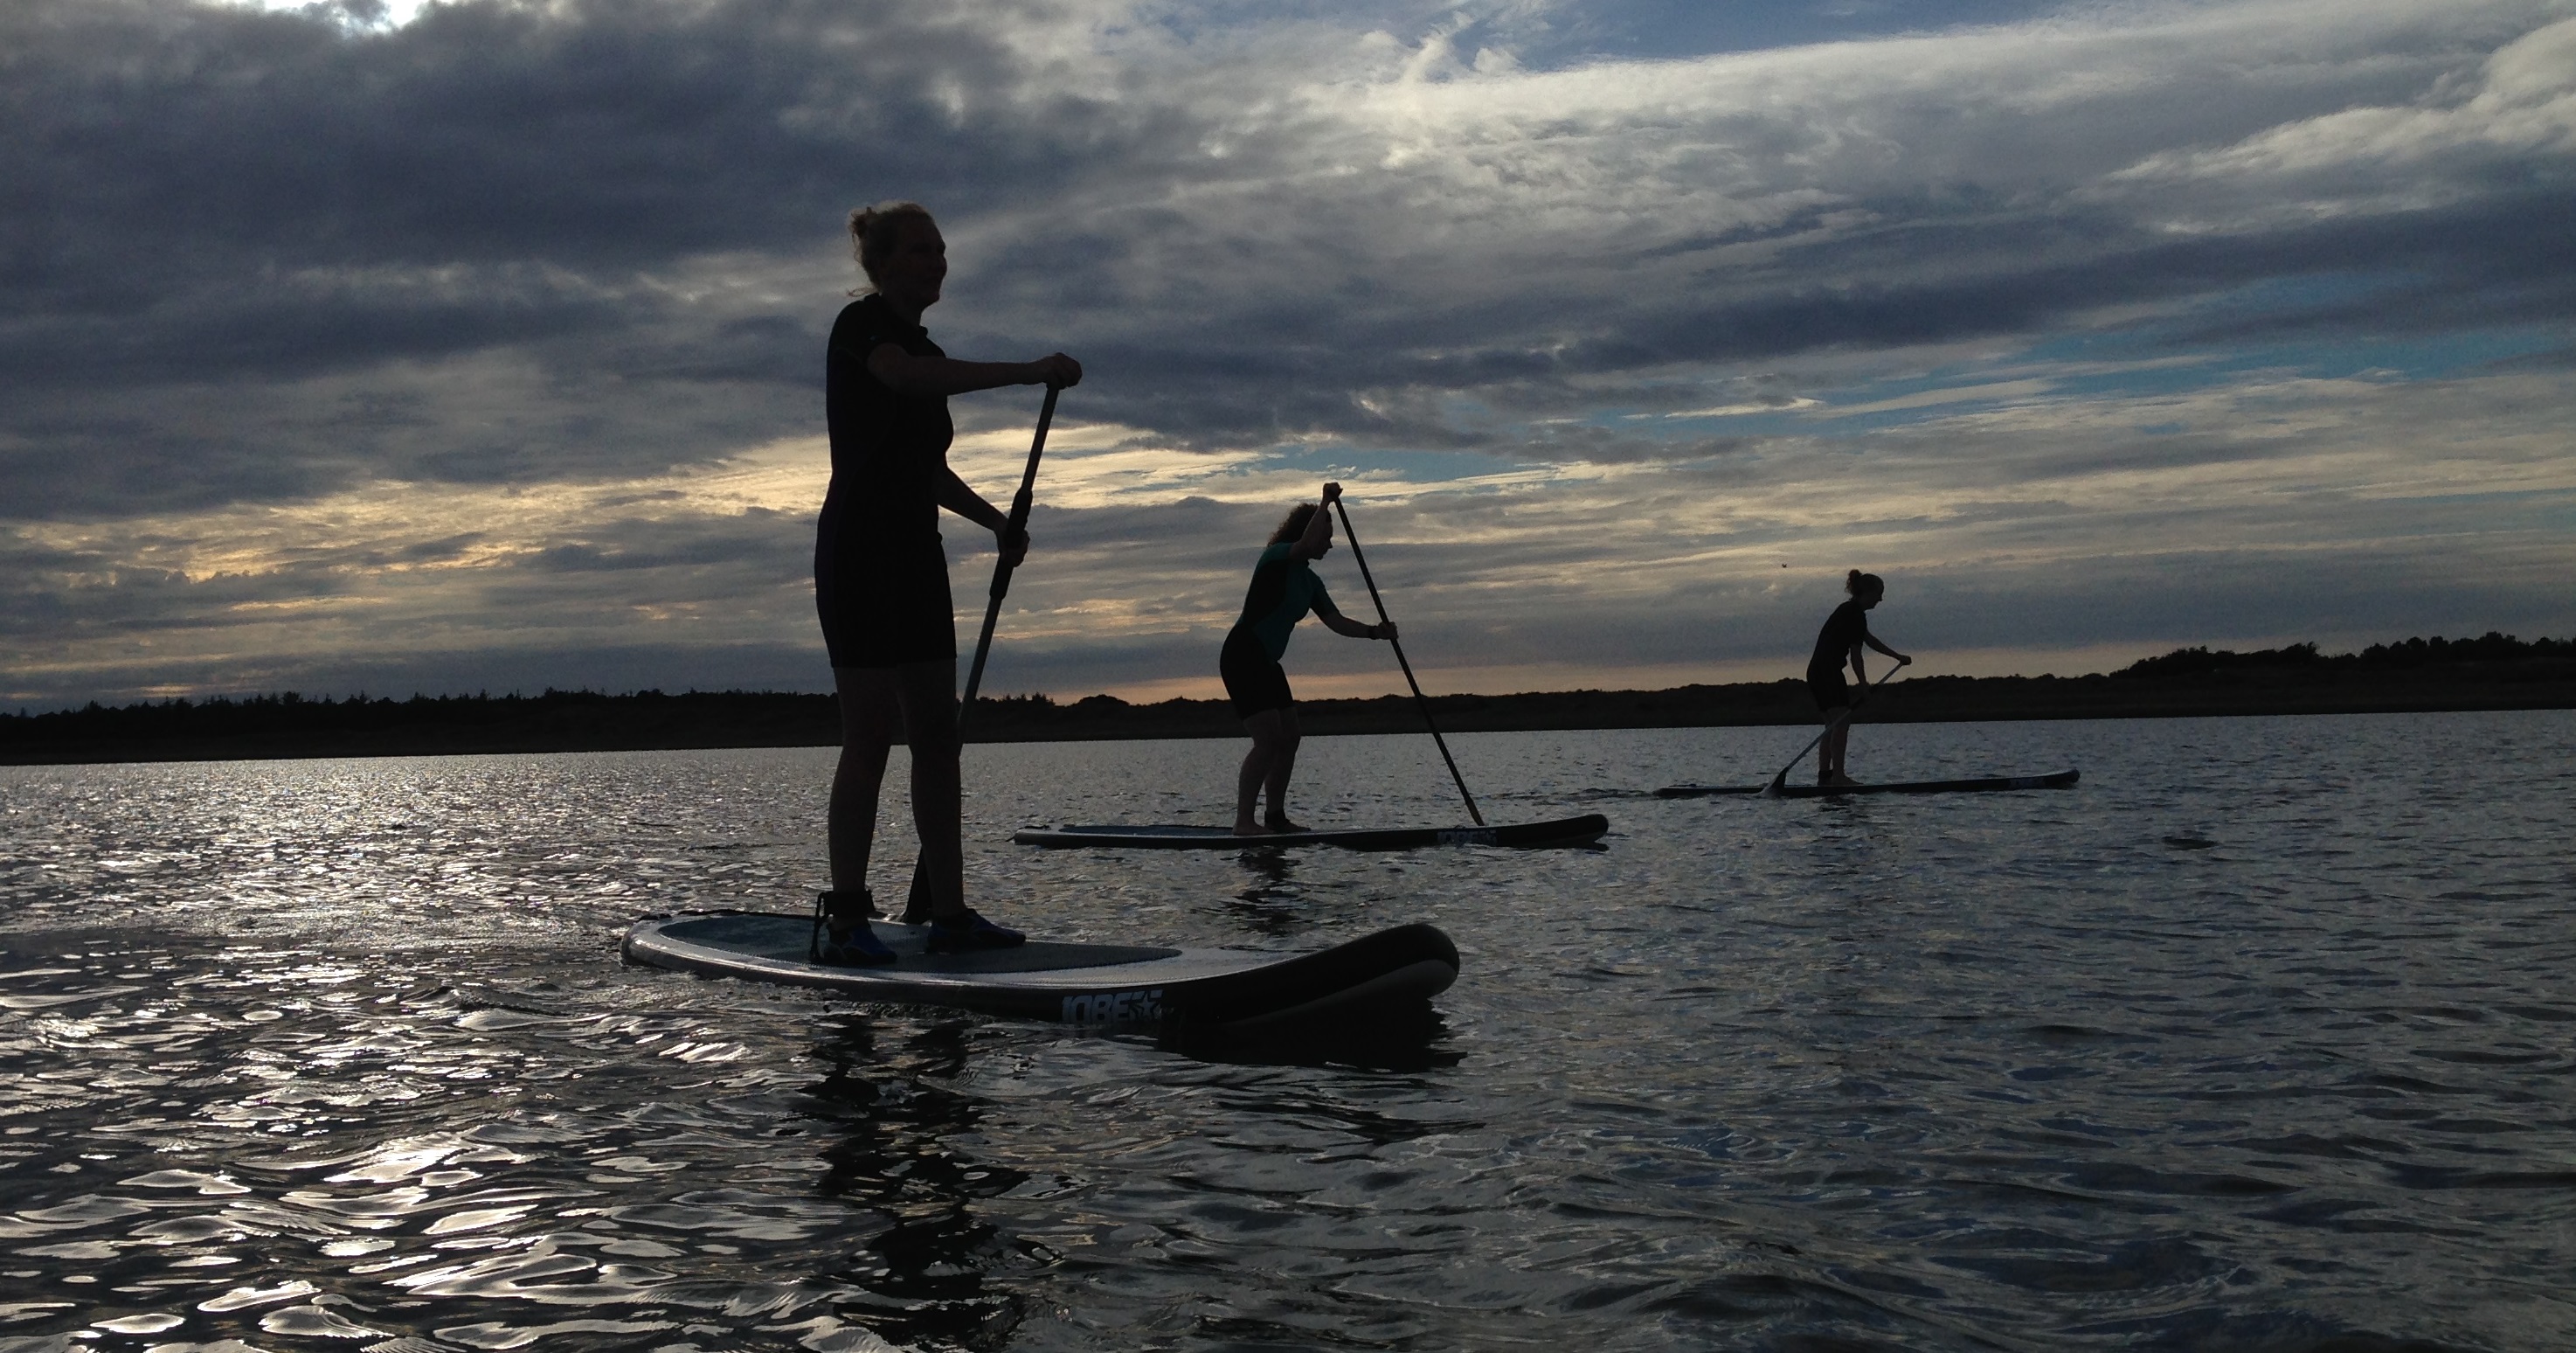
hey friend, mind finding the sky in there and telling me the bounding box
[5,0,2573,711]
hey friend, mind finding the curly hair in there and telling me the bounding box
[1270,503,1321,545]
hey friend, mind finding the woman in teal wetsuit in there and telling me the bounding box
[1219,482,1395,835]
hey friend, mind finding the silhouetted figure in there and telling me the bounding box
[1221,482,1395,835]
[811,201,1079,963]
[1807,569,1911,787]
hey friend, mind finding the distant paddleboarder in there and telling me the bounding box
[1222,482,1396,835]
[811,201,1080,964]
[1808,570,1911,788]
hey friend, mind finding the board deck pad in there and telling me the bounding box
[1655,768,2081,799]
[623,911,1459,1032]
[1013,812,1610,850]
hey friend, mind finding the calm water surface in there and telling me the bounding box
[2,712,2572,1350]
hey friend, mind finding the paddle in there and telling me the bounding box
[1329,496,1484,827]
[957,384,1060,736]
[1759,661,1909,798]
[904,384,1060,921]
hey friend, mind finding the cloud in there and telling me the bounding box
[2101,16,2576,226]
[4,0,2573,707]
[10,356,2574,707]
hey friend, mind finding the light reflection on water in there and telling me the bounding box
[1,711,2572,1350]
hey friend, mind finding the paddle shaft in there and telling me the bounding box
[1330,498,1483,827]
[957,384,1059,736]
[1763,663,1906,795]
[907,385,1057,920]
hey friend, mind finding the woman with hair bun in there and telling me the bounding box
[1221,482,1396,835]
[1806,570,1911,788]
[809,201,1081,965]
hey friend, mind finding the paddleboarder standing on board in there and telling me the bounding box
[811,201,1080,964]
[1222,483,1396,835]
[1809,570,1911,788]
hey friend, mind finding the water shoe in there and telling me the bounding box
[809,889,897,967]
[925,909,1026,953]
[815,921,897,966]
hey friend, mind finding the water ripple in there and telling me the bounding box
[1,721,2572,1348]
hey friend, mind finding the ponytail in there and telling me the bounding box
[847,201,933,290]
[1846,570,1884,598]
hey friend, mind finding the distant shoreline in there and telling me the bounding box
[5,635,2569,767]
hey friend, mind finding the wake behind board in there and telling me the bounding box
[622,912,1458,1033]
[1012,813,1609,850]
[1655,767,2081,799]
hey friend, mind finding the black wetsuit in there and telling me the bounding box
[816,294,954,669]
[1807,599,1869,710]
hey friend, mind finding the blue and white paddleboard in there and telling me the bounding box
[622,911,1458,1033]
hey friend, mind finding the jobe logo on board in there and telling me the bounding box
[1062,989,1164,1025]
[1434,828,1498,845]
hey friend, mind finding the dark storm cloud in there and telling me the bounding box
[0,549,350,642]
[10,0,2573,509]
[516,512,807,577]
[1165,184,2575,434]
[962,10,2573,448]
[0,499,809,653]
[1013,494,1271,555]
[2154,192,2576,345]
[7,0,2573,707]
[2,0,1153,511]
[3,0,1084,278]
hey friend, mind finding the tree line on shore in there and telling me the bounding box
[2109,633,2568,677]
[4,632,2570,764]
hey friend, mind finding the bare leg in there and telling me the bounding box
[1235,706,1299,834]
[1818,707,1851,784]
[1261,706,1303,829]
[890,657,966,922]
[828,665,902,895]
[1235,735,1272,834]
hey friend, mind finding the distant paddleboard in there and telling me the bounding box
[622,911,1458,1033]
[1655,768,2081,799]
[1012,813,1610,850]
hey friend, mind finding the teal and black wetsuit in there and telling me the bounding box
[816,293,955,669]
[1219,541,1340,717]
